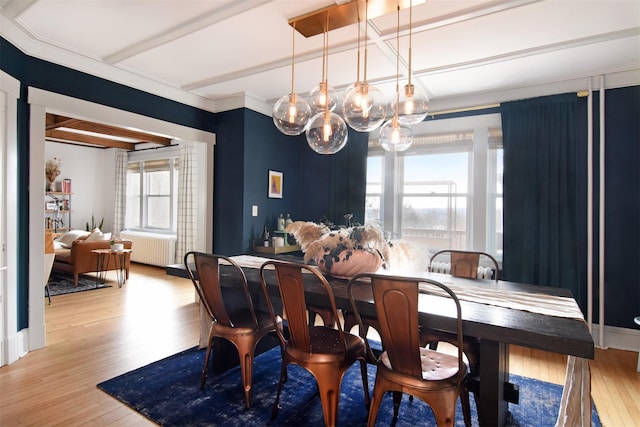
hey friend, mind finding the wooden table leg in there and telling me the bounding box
[477,339,509,427]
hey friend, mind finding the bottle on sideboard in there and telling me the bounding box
[262,225,270,247]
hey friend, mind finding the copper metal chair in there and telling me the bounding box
[425,250,500,388]
[347,273,471,427]
[184,251,282,408]
[429,249,500,282]
[259,260,370,427]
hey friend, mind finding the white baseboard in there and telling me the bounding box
[590,323,640,352]
[6,329,28,365]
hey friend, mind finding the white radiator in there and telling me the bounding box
[430,261,495,280]
[119,231,176,267]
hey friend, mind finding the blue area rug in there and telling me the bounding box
[47,271,110,296]
[98,346,601,427]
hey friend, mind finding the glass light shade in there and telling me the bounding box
[309,81,337,114]
[392,83,429,125]
[342,82,387,132]
[379,117,413,152]
[305,110,348,155]
[272,93,312,136]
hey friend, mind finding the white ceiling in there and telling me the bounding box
[1,0,639,115]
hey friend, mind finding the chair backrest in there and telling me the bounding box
[429,249,499,281]
[184,251,258,327]
[347,273,465,383]
[259,260,347,354]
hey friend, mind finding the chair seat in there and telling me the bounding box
[211,309,277,335]
[381,347,464,381]
[309,326,367,355]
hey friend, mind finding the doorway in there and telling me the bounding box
[26,87,215,353]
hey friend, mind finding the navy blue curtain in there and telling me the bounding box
[501,93,588,310]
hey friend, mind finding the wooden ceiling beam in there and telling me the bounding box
[44,113,173,147]
[45,129,136,150]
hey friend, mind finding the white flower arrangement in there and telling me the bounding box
[285,221,390,277]
[45,157,61,183]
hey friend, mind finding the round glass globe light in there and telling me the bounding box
[305,110,348,155]
[392,83,429,125]
[272,93,312,136]
[309,82,337,114]
[379,117,413,152]
[342,82,387,132]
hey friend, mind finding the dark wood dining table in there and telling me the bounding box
[167,256,594,427]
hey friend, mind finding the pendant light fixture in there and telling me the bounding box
[306,12,348,155]
[380,3,413,152]
[272,23,312,136]
[342,0,386,132]
[308,15,337,115]
[393,0,429,125]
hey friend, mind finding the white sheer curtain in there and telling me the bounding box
[176,141,197,263]
[113,149,128,237]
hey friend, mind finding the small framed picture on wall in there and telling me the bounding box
[268,170,283,199]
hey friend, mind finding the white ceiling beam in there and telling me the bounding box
[103,0,274,64]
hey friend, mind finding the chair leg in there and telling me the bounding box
[461,388,472,427]
[199,331,215,389]
[359,359,371,408]
[367,381,385,427]
[237,337,258,408]
[392,391,402,422]
[45,283,51,304]
[271,362,288,421]
[314,367,344,427]
[432,390,459,427]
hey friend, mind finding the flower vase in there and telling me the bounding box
[48,180,56,192]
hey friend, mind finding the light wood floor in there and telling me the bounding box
[0,263,638,426]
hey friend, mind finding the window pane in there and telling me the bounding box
[125,170,141,228]
[401,152,469,250]
[401,196,468,250]
[365,156,383,224]
[146,170,170,195]
[365,196,381,224]
[404,153,468,192]
[147,196,171,228]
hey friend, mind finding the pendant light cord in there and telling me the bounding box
[394,3,400,121]
[408,0,413,86]
[363,0,369,83]
[290,23,296,94]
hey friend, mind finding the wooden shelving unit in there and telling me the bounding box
[45,191,72,233]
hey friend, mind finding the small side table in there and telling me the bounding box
[635,316,640,372]
[91,249,132,288]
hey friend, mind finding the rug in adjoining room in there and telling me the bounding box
[98,346,601,427]
[46,271,110,296]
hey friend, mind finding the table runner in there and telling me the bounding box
[227,255,586,321]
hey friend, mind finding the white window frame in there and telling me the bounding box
[367,114,502,257]
[126,146,180,234]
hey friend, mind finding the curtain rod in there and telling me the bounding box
[428,91,589,118]
[128,144,178,153]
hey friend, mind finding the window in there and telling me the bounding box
[126,155,179,232]
[366,115,503,258]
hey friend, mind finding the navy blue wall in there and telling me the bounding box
[1,36,368,329]
[213,107,368,255]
